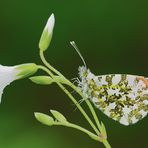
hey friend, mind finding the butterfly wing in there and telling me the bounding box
[87,74,148,125]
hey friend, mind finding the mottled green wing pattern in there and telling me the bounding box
[78,66,148,125]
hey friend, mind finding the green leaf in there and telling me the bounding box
[30,76,53,85]
[50,110,68,123]
[34,112,54,126]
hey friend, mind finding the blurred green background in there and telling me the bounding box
[0,0,148,147]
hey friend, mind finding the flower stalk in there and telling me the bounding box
[37,13,111,147]
[54,122,100,141]
[35,112,101,142]
[39,50,103,133]
[37,64,100,135]
[37,50,111,148]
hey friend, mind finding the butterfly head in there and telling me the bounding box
[78,65,97,99]
[78,66,89,80]
[70,41,96,97]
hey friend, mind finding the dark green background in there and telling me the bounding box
[0,0,148,147]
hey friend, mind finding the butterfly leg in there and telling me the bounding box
[71,77,81,84]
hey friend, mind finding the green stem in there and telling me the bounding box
[38,65,99,135]
[102,139,111,148]
[39,50,102,131]
[69,83,102,131]
[39,50,111,148]
[54,122,100,141]
[39,51,65,77]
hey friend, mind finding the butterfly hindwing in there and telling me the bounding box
[78,66,148,125]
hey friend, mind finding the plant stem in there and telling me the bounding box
[102,139,111,148]
[38,65,99,135]
[69,83,102,131]
[39,51,102,131]
[54,122,100,141]
[39,50,111,148]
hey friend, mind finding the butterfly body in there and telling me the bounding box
[78,66,148,125]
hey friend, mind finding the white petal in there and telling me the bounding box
[0,65,18,102]
[0,63,38,103]
[45,13,55,35]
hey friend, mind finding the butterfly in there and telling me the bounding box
[70,41,148,126]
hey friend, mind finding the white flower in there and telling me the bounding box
[39,13,55,51]
[0,63,38,103]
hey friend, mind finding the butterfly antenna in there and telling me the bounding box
[70,41,87,67]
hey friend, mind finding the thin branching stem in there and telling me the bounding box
[102,139,111,148]
[38,65,99,135]
[39,51,102,131]
[69,84,102,131]
[54,122,100,141]
[38,50,111,148]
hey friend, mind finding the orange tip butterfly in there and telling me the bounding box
[70,41,148,126]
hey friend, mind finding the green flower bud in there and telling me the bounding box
[30,76,53,85]
[39,13,55,51]
[50,110,68,123]
[34,112,54,126]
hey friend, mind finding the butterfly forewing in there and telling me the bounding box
[78,67,148,125]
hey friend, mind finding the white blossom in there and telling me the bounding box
[0,63,38,102]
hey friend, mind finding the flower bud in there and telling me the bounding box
[50,110,68,123]
[39,13,55,51]
[30,76,53,85]
[34,112,54,126]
